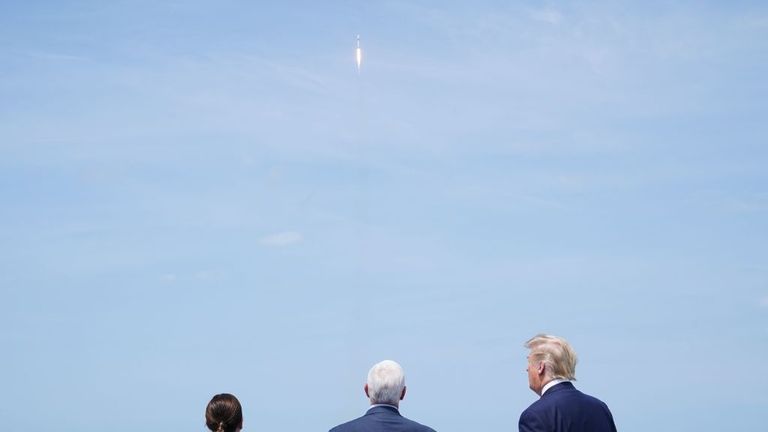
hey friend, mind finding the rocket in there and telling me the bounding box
[356,34,362,73]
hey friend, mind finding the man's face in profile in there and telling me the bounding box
[526,354,542,394]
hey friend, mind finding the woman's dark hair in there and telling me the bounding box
[205,393,243,432]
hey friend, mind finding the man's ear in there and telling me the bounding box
[537,362,546,376]
[364,383,369,398]
[400,386,407,401]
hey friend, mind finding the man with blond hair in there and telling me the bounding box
[329,360,436,432]
[519,334,617,432]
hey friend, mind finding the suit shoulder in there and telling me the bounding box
[329,415,365,432]
[577,391,613,410]
[521,395,552,414]
[330,414,435,432]
[400,415,437,432]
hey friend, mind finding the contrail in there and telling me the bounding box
[355,34,362,73]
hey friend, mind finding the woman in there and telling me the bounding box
[205,393,243,432]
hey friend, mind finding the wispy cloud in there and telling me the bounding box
[161,273,177,282]
[25,51,90,62]
[530,8,563,25]
[260,231,303,247]
[194,270,224,280]
[687,190,768,214]
[160,270,223,282]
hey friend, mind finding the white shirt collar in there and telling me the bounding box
[368,404,399,412]
[541,379,568,396]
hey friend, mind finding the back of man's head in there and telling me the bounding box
[366,360,406,405]
[525,334,578,380]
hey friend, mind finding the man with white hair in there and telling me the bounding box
[329,360,436,432]
[519,334,617,432]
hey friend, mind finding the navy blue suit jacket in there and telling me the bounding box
[330,405,436,432]
[519,382,617,432]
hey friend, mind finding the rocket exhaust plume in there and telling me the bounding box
[356,35,362,73]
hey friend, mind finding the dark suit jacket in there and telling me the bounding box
[330,405,436,432]
[519,382,617,432]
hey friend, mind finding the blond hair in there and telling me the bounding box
[525,334,578,380]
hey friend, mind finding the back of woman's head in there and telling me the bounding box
[205,393,243,432]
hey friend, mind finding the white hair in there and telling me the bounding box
[367,360,405,405]
[525,334,578,380]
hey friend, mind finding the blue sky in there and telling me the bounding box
[2,1,767,431]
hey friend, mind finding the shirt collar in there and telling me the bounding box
[541,379,568,396]
[367,404,399,412]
